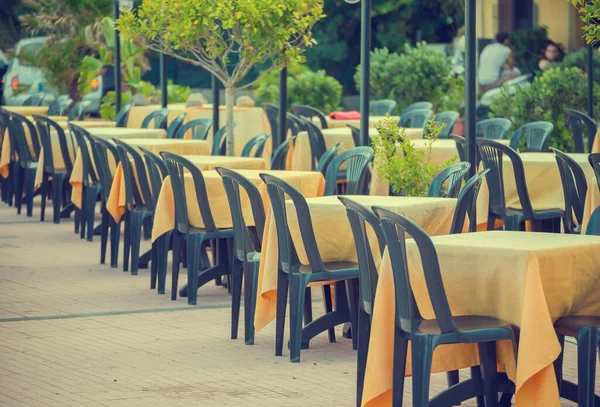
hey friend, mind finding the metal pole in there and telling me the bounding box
[465,0,477,177]
[588,45,594,119]
[278,67,287,150]
[160,53,167,108]
[359,0,371,147]
[212,75,219,136]
[114,0,121,114]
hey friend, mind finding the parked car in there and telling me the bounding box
[1,37,54,106]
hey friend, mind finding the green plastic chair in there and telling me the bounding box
[291,105,328,129]
[551,148,587,234]
[241,133,270,158]
[141,108,169,129]
[476,118,512,140]
[399,101,433,117]
[399,108,434,128]
[316,142,343,176]
[373,207,518,407]
[270,136,295,170]
[509,121,554,152]
[564,108,597,153]
[370,99,397,116]
[449,170,489,234]
[166,113,187,139]
[68,101,91,121]
[175,118,212,140]
[431,111,460,139]
[324,147,374,196]
[211,123,237,156]
[428,162,470,198]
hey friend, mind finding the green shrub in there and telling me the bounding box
[551,47,600,83]
[509,26,552,74]
[254,64,342,113]
[490,67,600,151]
[355,43,461,111]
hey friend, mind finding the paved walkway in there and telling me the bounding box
[0,201,593,406]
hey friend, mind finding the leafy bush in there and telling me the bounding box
[355,43,462,111]
[551,47,600,83]
[254,64,343,113]
[371,115,456,196]
[509,26,552,74]
[490,67,600,151]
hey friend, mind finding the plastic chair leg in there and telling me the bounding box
[79,187,87,239]
[85,188,97,242]
[156,233,169,295]
[122,211,131,272]
[100,209,109,265]
[52,174,65,224]
[129,211,144,275]
[577,326,598,407]
[171,232,181,300]
[411,335,434,407]
[346,278,359,351]
[244,261,259,345]
[24,168,35,217]
[356,309,371,407]
[14,167,24,215]
[230,259,243,340]
[322,285,336,343]
[74,209,80,234]
[289,273,310,363]
[304,287,313,325]
[40,172,48,222]
[479,341,499,407]
[150,240,158,289]
[275,269,289,357]
[109,219,120,268]
[186,234,203,305]
[392,327,408,407]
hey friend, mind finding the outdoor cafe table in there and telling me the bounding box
[362,231,600,407]
[254,195,458,332]
[2,106,48,115]
[71,137,207,209]
[290,127,424,172]
[324,116,400,129]
[128,104,271,157]
[149,169,325,242]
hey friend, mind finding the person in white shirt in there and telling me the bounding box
[478,32,521,92]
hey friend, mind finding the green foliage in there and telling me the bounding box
[490,67,600,151]
[509,26,552,74]
[372,115,456,196]
[551,47,600,83]
[355,43,461,111]
[254,65,342,113]
[568,0,600,44]
[100,91,132,120]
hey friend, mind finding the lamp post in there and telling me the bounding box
[113,0,134,114]
[465,0,477,177]
[277,68,287,151]
[160,54,167,108]
[345,0,371,147]
[212,75,219,136]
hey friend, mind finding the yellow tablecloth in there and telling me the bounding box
[290,127,424,172]
[128,104,270,157]
[581,178,600,234]
[2,106,49,115]
[150,169,325,242]
[363,231,600,407]
[54,120,116,130]
[84,127,165,141]
[591,129,600,153]
[325,116,400,129]
[71,139,210,209]
[254,195,458,331]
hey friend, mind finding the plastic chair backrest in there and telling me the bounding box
[476,118,512,140]
[48,95,69,115]
[216,167,266,260]
[32,114,75,173]
[57,97,73,116]
[449,169,489,234]
[449,134,466,162]
[374,207,455,335]
[477,139,535,219]
[176,118,212,140]
[263,103,279,139]
[166,113,188,139]
[431,111,460,139]
[6,113,35,166]
[270,135,295,170]
[112,139,154,211]
[316,142,343,176]
[564,108,597,153]
[551,148,588,233]
[91,138,119,203]
[138,146,169,180]
[68,123,98,186]
[241,132,270,158]
[10,111,41,159]
[427,162,471,198]
[588,153,600,192]
[115,104,133,128]
[212,123,238,156]
[324,147,374,196]
[370,99,397,116]
[304,119,327,170]
[260,173,325,273]
[139,147,166,207]
[399,108,434,128]
[400,102,433,117]
[68,101,91,121]
[23,93,45,106]
[347,124,360,148]
[141,108,169,129]
[585,205,600,235]
[509,121,554,152]
[291,105,328,129]
[160,151,218,233]
[339,197,386,314]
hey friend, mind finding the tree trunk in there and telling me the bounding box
[225,85,235,156]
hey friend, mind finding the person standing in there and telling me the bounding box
[478,32,522,93]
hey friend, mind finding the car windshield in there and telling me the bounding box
[18,42,44,66]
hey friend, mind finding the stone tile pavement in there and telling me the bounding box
[0,201,595,406]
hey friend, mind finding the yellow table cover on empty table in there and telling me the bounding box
[581,177,600,234]
[73,138,209,209]
[151,169,325,242]
[255,195,458,331]
[290,127,424,172]
[363,231,600,407]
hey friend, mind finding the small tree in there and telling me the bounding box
[117,0,325,155]
[569,0,600,43]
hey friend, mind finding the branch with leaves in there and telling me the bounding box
[569,0,600,43]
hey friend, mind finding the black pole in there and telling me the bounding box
[160,53,167,108]
[465,0,477,177]
[359,0,371,147]
[588,45,594,118]
[278,67,287,150]
[114,0,121,114]
[212,75,219,136]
